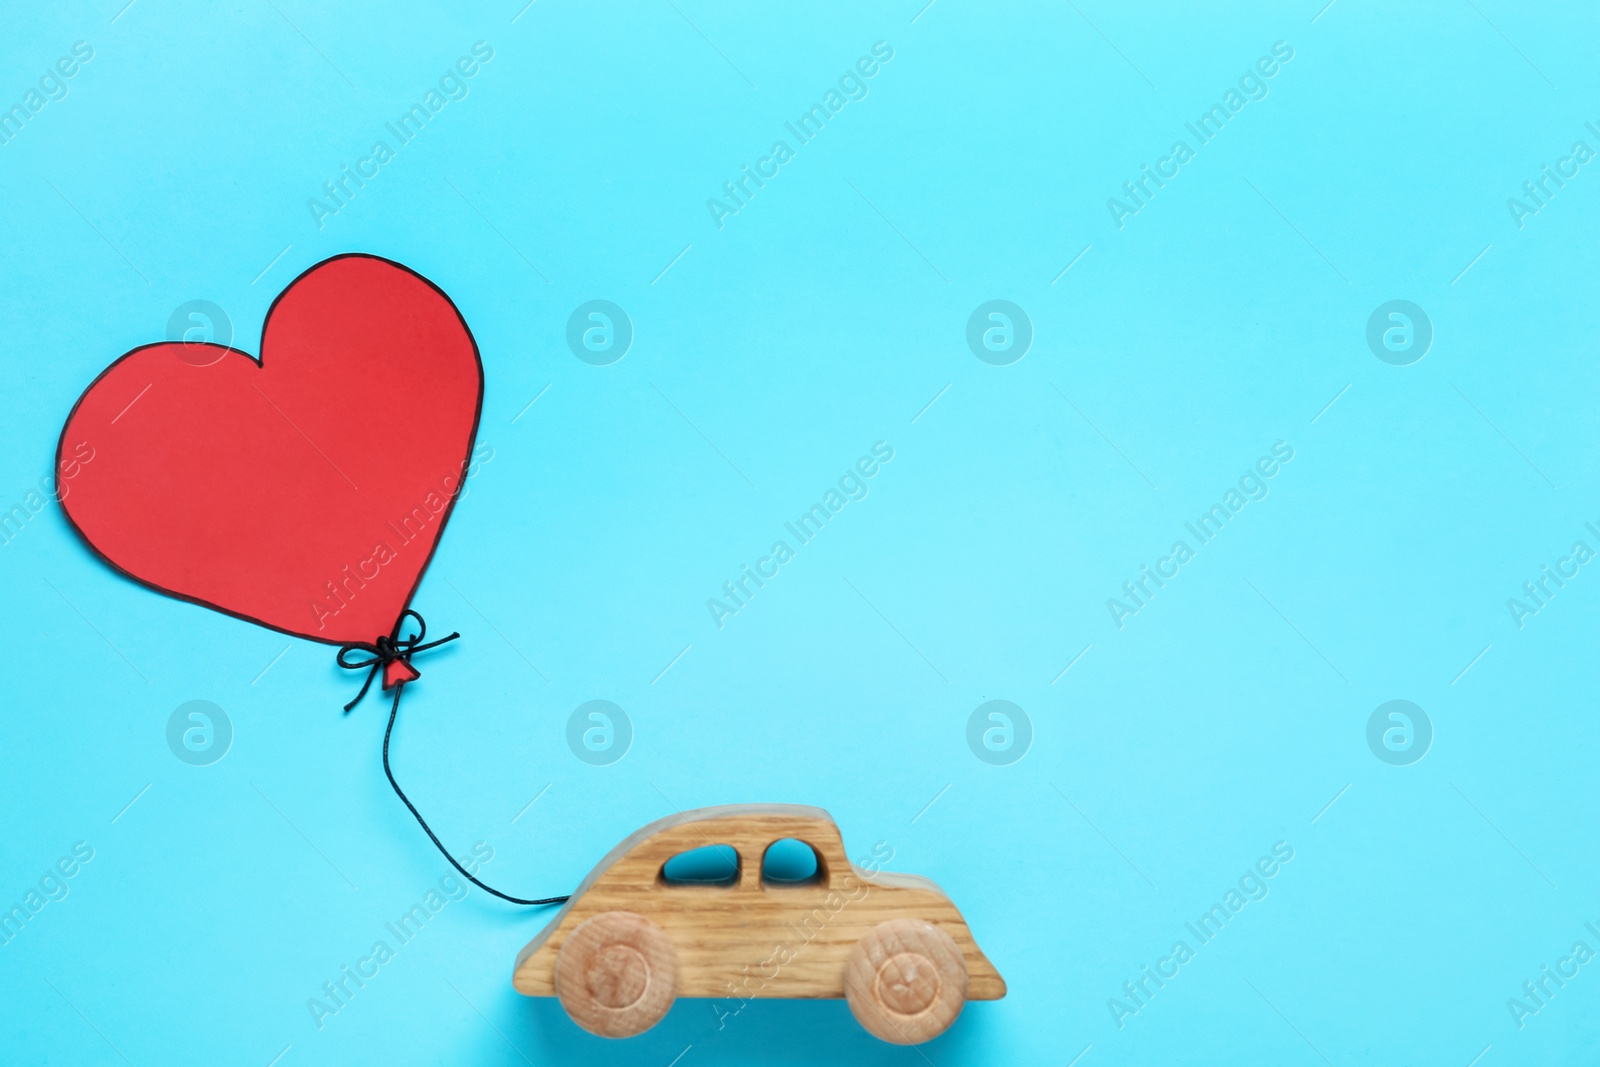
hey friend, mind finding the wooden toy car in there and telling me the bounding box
[513,804,1005,1043]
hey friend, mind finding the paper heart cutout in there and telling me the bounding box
[58,254,483,646]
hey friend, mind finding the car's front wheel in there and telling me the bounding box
[554,911,679,1037]
[844,918,969,1044]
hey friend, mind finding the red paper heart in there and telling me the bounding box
[58,254,483,646]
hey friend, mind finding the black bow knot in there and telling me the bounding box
[336,608,459,712]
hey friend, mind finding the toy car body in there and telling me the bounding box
[513,804,1005,1043]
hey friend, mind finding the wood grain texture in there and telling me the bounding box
[844,919,968,1044]
[513,805,1006,1007]
[554,911,679,1037]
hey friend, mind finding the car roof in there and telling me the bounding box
[563,805,842,894]
[628,803,835,839]
[614,804,839,860]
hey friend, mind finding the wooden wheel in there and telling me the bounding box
[554,911,679,1037]
[844,918,968,1044]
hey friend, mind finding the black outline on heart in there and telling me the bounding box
[54,252,485,648]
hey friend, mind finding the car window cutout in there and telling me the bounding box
[761,838,824,886]
[660,843,740,886]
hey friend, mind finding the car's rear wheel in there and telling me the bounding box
[554,911,678,1037]
[844,918,968,1044]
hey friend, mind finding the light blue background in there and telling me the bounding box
[3,1,1598,1064]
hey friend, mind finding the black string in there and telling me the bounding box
[380,683,569,906]
[339,609,569,908]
